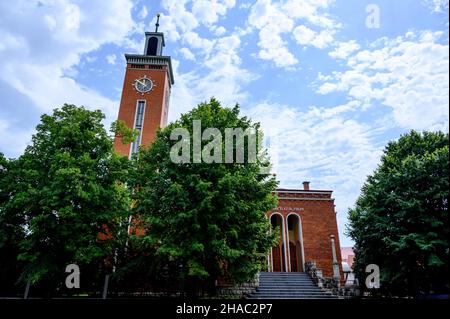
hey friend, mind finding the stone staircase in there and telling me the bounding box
[246,272,338,299]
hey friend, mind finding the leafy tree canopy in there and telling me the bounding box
[0,153,26,294]
[5,104,132,288]
[128,98,278,294]
[347,130,449,296]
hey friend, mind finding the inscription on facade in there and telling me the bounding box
[276,207,304,211]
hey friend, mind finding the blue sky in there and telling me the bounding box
[0,0,448,246]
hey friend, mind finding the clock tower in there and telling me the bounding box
[114,14,174,157]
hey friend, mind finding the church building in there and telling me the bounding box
[270,185,342,278]
[114,18,342,281]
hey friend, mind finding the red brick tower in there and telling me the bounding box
[114,14,174,157]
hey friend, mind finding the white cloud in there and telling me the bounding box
[106,54,117,65]
[423,0,449,12]
[159,0,236,58]
[244,101,382,246]
[139,5,148,20]
[0,0,134,100]
[248,0,297,67]
[0,118,34,158]
[247,0,338,68]
[329,40,360,59]
[257,24,298,68]
[0,30,27,52]
[179,47,195,61]
[282,0,336,27]
[156,0,254,124]
[191,0,235,26]
[293,25,335,49]
[158,0,199,41]
[161,0,235,34]
[317,31,449,131]
[0,0,137,127]
[210,25,227,36]
[182,31,216,56]
[292,25,316,44]
[308,100,361,119]
[239,2,252,10]
[169,34,255,121]
[149,13,180,42]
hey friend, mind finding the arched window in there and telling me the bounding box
[146,37,158,55]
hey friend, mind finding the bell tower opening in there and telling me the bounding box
[143,13,165,56]
[146,37,159,55]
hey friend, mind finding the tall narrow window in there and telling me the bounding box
[131,101,146,155]
[146,37,158,55]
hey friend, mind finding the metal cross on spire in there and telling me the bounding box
[155,13,161,32]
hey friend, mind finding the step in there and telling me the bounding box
[259,278,313,282]
[251,289,331,295]
[259,272,309,275]
[259,274,310,276]
[248,296,338,299]
[259,276,311,278]
[252,293,333,298]
[259,274,310,278]
[250,292,335,296]
[259,273,310,278]
[259,283,317,286]
[259,280,317,287]
[259,274,310,277]
[257,288,325,292]
[246,272,338,299]
[256,290,328,295]
[259,278,313,281]
[259,280,315,286]
[259,285,319,290]
[249,294,336,298]
[250,291,334,296]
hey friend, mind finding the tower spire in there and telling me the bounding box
[155,13,160,32]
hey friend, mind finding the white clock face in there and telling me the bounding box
[134,77,154,93]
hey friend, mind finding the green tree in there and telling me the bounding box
[6,104,131,294]
[127,98,278,295]
[0,154,26,295]
[347,130,449,296]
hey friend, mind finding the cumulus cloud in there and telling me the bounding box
[169,34,256,121]
[159,0,235,37]
[317,31,449,131]
[191,0,236,26]
[328,40,360,59]
[182,31,216,56]
[106,54,117,65]
[247,0,338,68]
[156,0,255,123]
[139,5,148,20]
[247,0,297,67]
[293,25,335,49]
[179,47,196,61]
[423,0,449,13]
[210,25,227,36]
[0,118,35,158]
[244,101,383,246]
[0,0,137,126]
[161,0,199,32]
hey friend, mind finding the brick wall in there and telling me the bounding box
[268,187,343,279]
[113,64,170,157]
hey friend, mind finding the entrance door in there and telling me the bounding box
[289,242,298,272]
[272,245,281,272]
